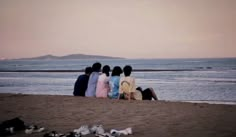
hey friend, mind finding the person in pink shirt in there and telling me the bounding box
[96,65,111,98]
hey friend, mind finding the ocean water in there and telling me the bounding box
[0,58,236,104]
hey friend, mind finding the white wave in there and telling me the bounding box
[180,100,236,105]
[175,77,236,83]
[183,61,205,63]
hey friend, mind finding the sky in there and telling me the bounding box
[0,0,236,59]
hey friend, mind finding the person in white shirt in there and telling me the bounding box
[85,62,102,97]
[119,65,158,101]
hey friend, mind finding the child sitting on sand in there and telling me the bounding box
[108,66,123,99]
[85,62,102,97]
[96,65,111,98]
[73,67,92,96]
[119,65,158,101]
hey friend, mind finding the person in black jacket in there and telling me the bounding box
[73,67,92,96]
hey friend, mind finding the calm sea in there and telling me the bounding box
[0,58,236,104]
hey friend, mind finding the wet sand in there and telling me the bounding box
[0,93,236,137]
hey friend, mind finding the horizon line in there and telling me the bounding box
[1,53,236,60]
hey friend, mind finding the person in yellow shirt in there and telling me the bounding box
[119,65,158,101]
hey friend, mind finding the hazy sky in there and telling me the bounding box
[0,0,236,59]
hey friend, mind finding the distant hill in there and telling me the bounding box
[16,54,124,60]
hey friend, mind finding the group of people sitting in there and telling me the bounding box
[73,62,158,101]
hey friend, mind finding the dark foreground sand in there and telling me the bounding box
[0,94,236,137]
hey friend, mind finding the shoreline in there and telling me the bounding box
[1,93,236,137]
[1,93,236,106]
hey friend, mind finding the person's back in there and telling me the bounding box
[119,65,137,100]
[119,76,136,94]
[85,72,100,97]
[109,76,120,99]
[96,74,110,98]
[109,66,123,99]
[119,65,158,101]
[85,62,102,97]
[120,76,143,100]
[96,65,110,98]
[73,67,92,96]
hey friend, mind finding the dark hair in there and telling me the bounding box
[111,66,123,76]
[102,65,110,76]
[123,65,132,76]
[85,67,92,74]
[136,87,142,92]
[92,62,102,72]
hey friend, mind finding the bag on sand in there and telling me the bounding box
[0,117,25,135]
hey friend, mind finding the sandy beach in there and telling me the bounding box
[0,93,236,137]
